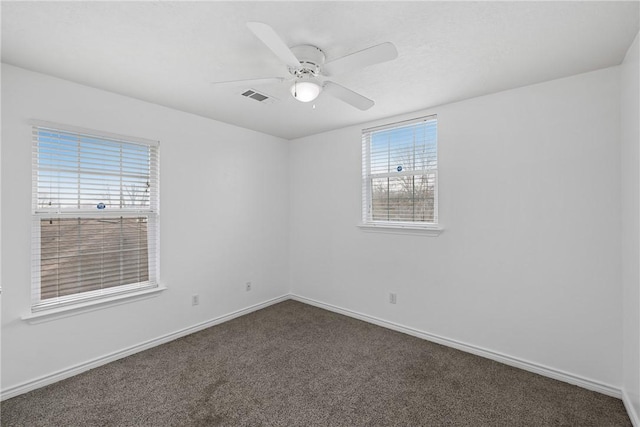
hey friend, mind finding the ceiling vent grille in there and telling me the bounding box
[240,89,278,104]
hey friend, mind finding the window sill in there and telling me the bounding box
[358,223,443,236]
[22,286,167,324]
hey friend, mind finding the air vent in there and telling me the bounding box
[240,89,278,104]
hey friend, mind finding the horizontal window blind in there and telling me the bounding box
[31,122,159,311]
[32,124,158,213]
[362,115,438,224]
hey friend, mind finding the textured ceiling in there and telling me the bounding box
[2,1,639,140]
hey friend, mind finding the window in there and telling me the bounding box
[31,121,159,311]
[361,115,438,229]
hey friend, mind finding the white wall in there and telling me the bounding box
[289,67,623,389]
[621,31,640,422]
[0,64,290,392]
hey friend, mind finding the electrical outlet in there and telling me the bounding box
[245,282,252,292]
[192,294,199,306]
[389,292,397,304]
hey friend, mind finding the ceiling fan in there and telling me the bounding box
[213,22,398,110]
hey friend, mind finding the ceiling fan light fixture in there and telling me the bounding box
[290,80,322,102]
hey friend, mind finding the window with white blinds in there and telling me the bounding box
[362,115,438,226]
[31,121,159,311]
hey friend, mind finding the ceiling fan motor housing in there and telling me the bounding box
[289,45,325,77]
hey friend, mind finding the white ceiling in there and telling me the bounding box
[2,1,639,140]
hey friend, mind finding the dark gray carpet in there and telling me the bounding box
[1,300,631,426]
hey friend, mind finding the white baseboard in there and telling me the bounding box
[623,389,640,427]
[290,294,622,399]
[1,294,289,401]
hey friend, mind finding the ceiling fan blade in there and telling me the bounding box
[323,42,398,76]
[323,81,374,111]
[246,22,301,68]
[211,77,285,87]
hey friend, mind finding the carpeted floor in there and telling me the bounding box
[1,300,632,426]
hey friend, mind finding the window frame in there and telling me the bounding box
[360,115,442,235]
[30,120,161,313]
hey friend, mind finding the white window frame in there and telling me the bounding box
[30,120,161,313]
[360,115,442,235]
